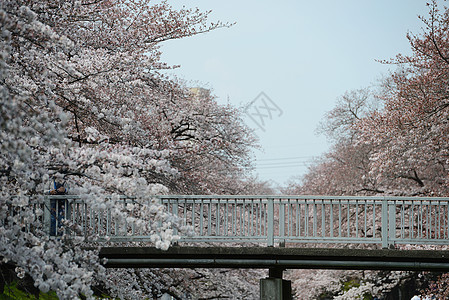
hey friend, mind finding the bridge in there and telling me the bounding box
[43,195,449,248]
[35,195,449,299]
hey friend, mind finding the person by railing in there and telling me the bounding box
[48,180,67,236]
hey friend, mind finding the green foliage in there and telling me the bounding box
[362,293,373,300]
[0,281,58,300]
[0,281,118,299]
[340,279,373,300]
[317,290,335,299]
[341,278,360,292]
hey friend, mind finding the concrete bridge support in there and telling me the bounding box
[260,268,292,300]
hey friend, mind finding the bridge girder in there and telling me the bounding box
[99,246,449,271]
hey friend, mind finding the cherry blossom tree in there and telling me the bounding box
[293,0,449,198]
[150,86,258,194]
[1,0,258,298]
[287,1,449,297]
[286,88,382,196]
[357,0,449,196]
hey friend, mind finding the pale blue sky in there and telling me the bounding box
[161,0,431,187]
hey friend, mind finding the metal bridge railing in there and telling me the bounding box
[9,195,449,248]
[21,195,167,242]
[159,195,449,248]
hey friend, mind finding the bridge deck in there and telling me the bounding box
[99,247,449,271]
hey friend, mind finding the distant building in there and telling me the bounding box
[189,87,210,101]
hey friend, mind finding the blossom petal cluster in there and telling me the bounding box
[1,0,258,298]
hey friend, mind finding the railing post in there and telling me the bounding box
[65,197,72,236]
[84,201,88,239]
[279,202,285,246]
[157,196,163,229]
[43,196,51,235]
[172,199,179,236]
[388,200,396,248]
[381,199,388,249]
[267,198,274,247]
[313,200,317,237]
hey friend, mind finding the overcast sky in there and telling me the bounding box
[160,0,431,187]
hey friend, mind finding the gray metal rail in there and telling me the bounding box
[29,195,449,248]
[159,195,449,248]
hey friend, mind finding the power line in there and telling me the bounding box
[255,156,315,169]
[256,161,312,167]
[257,156,315,162]
[256,163,312,169]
